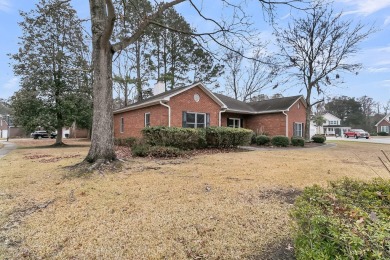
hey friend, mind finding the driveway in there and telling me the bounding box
[326,136,390,144]
[0,140,17,159]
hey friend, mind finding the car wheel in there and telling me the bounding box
[346,135,349,138]
[38,136,42,139]
[355,135,358,139]
[366,137,369,139]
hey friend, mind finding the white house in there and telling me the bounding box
[311,113,351,137]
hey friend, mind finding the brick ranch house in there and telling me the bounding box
[375,113,390,134]
[113,82,307,138]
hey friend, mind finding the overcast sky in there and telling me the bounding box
[0,0,389,107]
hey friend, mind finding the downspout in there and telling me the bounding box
[160,101,171,127]
[282,110,288,137]
[219,109,227,127]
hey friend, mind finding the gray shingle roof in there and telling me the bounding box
[247,95,303,112]
[113,82,304,114]
[213,93,255,112]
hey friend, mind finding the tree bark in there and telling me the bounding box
[56,127,63,144]
[86,0,116,163]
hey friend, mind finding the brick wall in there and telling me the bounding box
[114,104,168,138]
[246,113,286,136]
[287,99,307,137]
[169,86,221,127]
[377,120,390,133]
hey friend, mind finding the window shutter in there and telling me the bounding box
[206,113,210,127]
[182,111,187,127]
[293,123,297,136]
[240,118,244,128]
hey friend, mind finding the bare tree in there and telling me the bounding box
[275,2,375,140]
[224,47,275,101]
[86,0,307,164]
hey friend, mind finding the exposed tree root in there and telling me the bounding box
[63,159,123,178]
[50,142,68,147]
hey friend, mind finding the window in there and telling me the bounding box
[145,113,150,127]
[227,118,241,128]
[293,122,303,137]
[381,125,389,133]
[329,120,338,125]
[182,112,209,128]
[120,117,124,133]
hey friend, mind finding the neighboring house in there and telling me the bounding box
[0,115,8,138]
[113,82,307,138]
[320,112,351,137]
[375,114,390,134]
[0,114,28,138]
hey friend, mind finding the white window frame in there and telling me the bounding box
[186,112,206,128]
[380,125,389,133]
[329,120,338,125]
[144,113,150,127]
[120,117,124,133]
[293,122,304,137]
[228,118,241,128]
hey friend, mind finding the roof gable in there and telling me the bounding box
[375,113,390,126]
[323,112,341,121]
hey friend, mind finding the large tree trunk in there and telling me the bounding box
[55,127,63,145]
[86,0,116,163]
[86,43,116,162]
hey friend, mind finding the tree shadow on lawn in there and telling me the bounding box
[17,143,90,150]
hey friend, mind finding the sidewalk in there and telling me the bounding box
[0,140,17,159]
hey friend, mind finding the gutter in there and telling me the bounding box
[282,110,288,137]
[160,100,171,127]
[219,109,227,126]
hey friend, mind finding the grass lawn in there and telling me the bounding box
[0,139,389,259]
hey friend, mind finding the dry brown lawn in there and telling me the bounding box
[0,139,389,259]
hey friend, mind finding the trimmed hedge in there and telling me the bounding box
[142,126,205,150]
[255,135,271,146]
[291,178,390,260]
[312,134,326,143]
[378,131,389,136]
[291,136,304,147]
[271,136,289,147]
[205,127,252,148]
[114,137,138,147]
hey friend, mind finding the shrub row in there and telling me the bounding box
[205,127,252,148]
[291,178,390,259]
[142,126,252,149]
[378,131,389,136]
[114,137,138,147]
[132,144,182,158]
[254,135,305,147]
[142,126,204,150]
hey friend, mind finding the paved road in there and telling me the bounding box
[0,140,17,159]
[326,136,390,144]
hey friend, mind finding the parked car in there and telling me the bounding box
[344,129,370,139]
[31,131,57,139]
[32,131,49,139]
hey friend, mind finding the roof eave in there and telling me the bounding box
[113,100,162,114]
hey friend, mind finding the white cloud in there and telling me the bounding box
[3,77,19,90]
[384,16,390,26]
[0,0,11,12]
[367,67,390,73]
[338,0,390,16]
[381,79,390,87]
